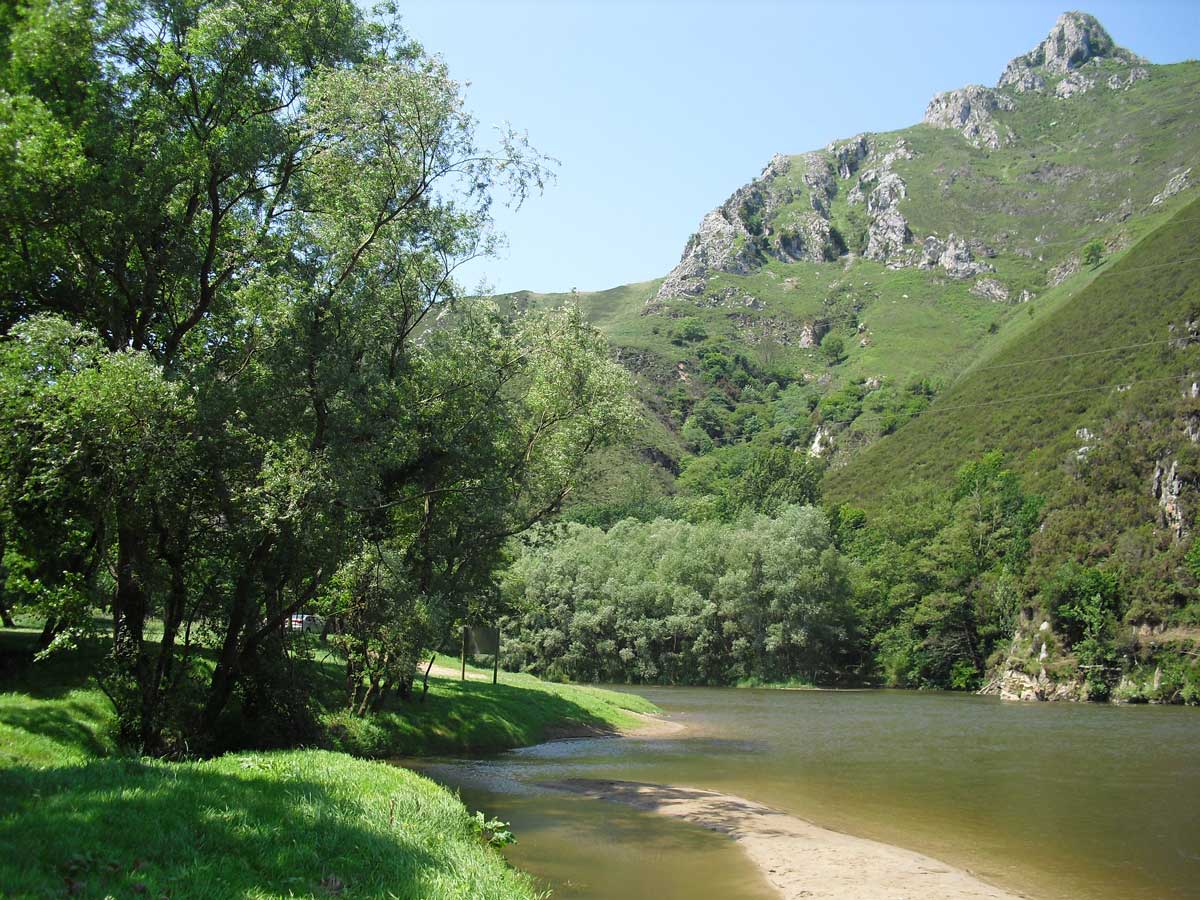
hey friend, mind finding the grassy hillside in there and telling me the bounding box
[500,59,1200,501]
[824,194,1200,504]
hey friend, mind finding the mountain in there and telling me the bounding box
[493,11,1200,700]
[501,12,1198,509]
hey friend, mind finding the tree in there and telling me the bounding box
[0,0,640,754]
[1082,239,1105,268]
[820,335,846,365]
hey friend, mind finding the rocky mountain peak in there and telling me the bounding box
[999,12,1141,90]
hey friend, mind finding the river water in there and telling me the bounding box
[405,687,1200,900]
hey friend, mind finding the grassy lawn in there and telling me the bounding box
[0,750,539,899]
[317,652,658,757]
[0,625,659,898]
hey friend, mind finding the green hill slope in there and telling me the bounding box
[825,195,1200,507]
[493,12,1200,699]
[503,14,1199,500]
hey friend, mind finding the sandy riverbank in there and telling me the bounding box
[544,779,1026,900]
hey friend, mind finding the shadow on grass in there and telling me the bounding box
[323,675,625,758]
[0,630,110,699]
[0,754,447,900]
[0,699,111,759]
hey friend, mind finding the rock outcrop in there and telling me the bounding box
[863,173,912,261]
[920,233,993,279]
[970,278,1010,302]
[828,134,870,179]
[808,424,832,458]
[995,666,1082,702]
[1153,458,1186,541]
[653,153,845,303]
[998,11,1142,90]
[1152,168,1192,205]
[923,85,1013,149]
[1054,71,1095,98]
[798,319,830,349]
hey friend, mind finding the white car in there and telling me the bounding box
[287,614,324,635]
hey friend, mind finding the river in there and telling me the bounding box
[405,687,1200,900]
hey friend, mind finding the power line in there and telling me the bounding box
[842,373,1190,427]
[971,214,1200,253]
[967,338,1184,373]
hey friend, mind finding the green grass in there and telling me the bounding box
[824,193,1200,505]
[318,654,658,757]
[0,626,660,764]
[0,628,658,898]
[0,749,540,899]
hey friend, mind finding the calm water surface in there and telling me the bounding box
[405,688,1200,900]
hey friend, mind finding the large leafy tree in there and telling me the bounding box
[0,0,633,753]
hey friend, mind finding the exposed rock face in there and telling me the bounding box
[1109,67,1150,90]
[828,134,870,179]
[920,233,993,279]
[923,85,1013,149]
[970,278,1010,302]
[653,152,846,303]
[1001,68,1046,94]
[808,424,832,458]
[995,666,1081,702]
[1152,168,1192,205]
[999,11,1141,89]
[798,319,830,349]
[1153,458,1186,541]
[861,171,912,261]
[865,210,910,262]
[1055,71,1095,98]
[654,209,758,299]
[802,152,837,214]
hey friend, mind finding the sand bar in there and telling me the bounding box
[544,779,1027,900]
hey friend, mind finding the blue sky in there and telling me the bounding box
[398,1,1200,294]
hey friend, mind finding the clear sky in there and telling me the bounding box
[397,1,1199,294]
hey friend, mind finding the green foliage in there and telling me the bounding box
[501,505,858,685]
[1082,239,1105,268]
[843,453,1040,688]
[672,317,708,344]
[0,0,635,755]
[820,334,846,365]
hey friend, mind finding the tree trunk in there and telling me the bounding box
[460,626,467,681]
[493,627,500,685]
[111,522,152,750]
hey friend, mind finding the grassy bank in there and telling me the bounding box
[0,627,659,898]
[0,749,540,899]
[321,654,658,757]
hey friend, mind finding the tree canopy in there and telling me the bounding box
[0,0,634,753]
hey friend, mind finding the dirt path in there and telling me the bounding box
[544,779,1026,900]
[424,663,490,681]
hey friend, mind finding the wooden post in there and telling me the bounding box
[460,626,467,681]
[493,626,500,685]
[420,653,436,702]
